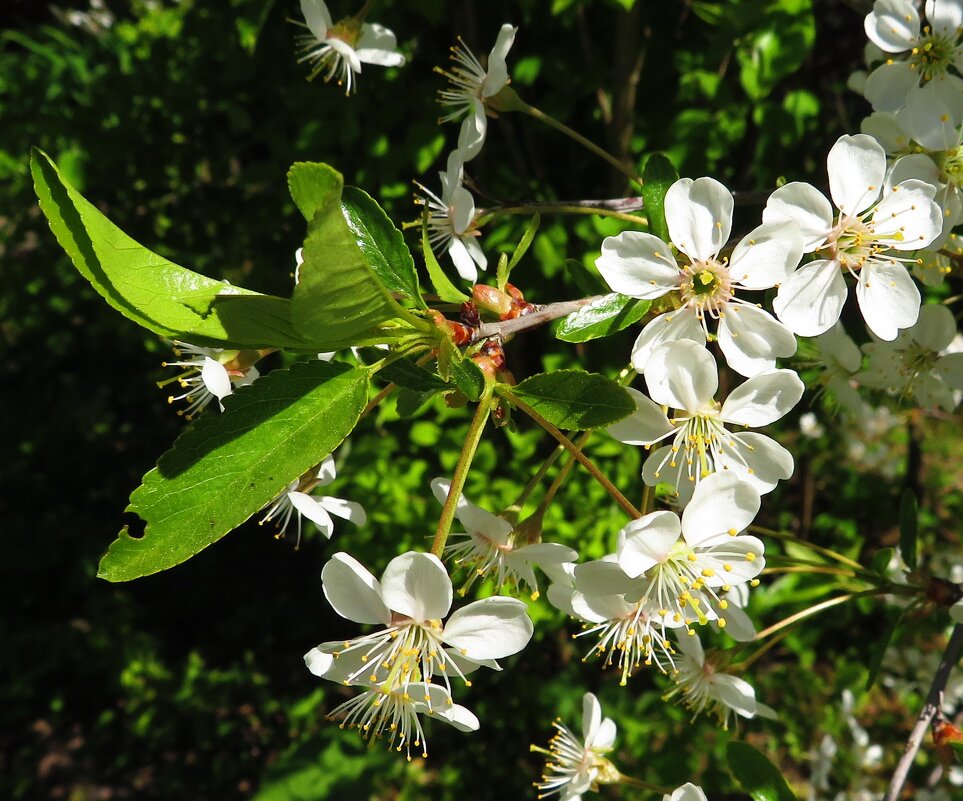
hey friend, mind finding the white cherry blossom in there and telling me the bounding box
[307,550,533,693]
[158,341,259,419]
[807,323,869,416]
[596,177,802,376]
[259,454,365,545]
[297,0,405,95]
[764,134,943,340]
[607,340,803,499]
[862,0,963,114]
[416,150,487,282]
[531,693,621,801]
[664,785,709,801]
[430,477,576,598]
[438,24,517,161]
[859,303,963,410]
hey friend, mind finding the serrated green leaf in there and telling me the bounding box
[342,186,425,307]
[556,293,651,343]
[377,357,448,391]
[290,162,416,349]
[727,741,797,801]
[508,370,635,429]
[31,148,310,350]
[507,213,540,274]
[640,153,678,242]
[899,488,918,570]
[422,214,470,303]
[98,361,369,582]
[438,338,485,401]
[865,606,905,692]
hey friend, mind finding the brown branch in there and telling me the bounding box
[474,296,604,341]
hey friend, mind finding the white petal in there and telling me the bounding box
[827,134,886,215]
[380,551,452,622]
[617,512,682,578]
[665,177,733,260]
[300,0,332,40]
[728,222,803,290]
[864,0,920,52]
[591,717,617,750]
[595,231,679,299]
[356,23,404,66]
[448,237,479,283]
[718,603,756,642]
[457,99,487,161]
[481,24,517,97]
[327,37,362,74]
[463,235,488,272]
[572,590,633,623]
[581,693,602,743]
[861,111,911,153]
[606,387,674,445]
[713,673,759,718]
[644,339,718,412]
[318,496,366,527]
[856,260,921,340]
[887,155,941,194]
[630,309,706,373]
[288,492,335,537]
[720,369,804,426]
[773,259,848,337]
[674,629,705,664]
[910,304,956,351]
[443,597,533,659]
[303,646,334,677]
[316,454,337,485]
[928,0,963,34]
[430,478,513,544]
[717,305,798,378]
[724,432,795,493]
[513,542,579,565]
[681,472,761,547]
[432,702,480,732]
[201,357,232,400]
[864,61,921,112]
[666,783,709,801]
[573,559,637,596]
[321,552,390,625]
[762,182,833,252]
[898,82,960,150]
[449,185,475,235]
[872,180,942,249]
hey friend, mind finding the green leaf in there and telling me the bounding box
[395,387,440,418]
[727,741,797,801]
[872,546,895,577]
[509,370,635,429]
[341,186,425,307]
[438,339,485,402]
[899,488,918,570]
[507,213,540,274]
[31,148,310,349]
[556,293,652,343]
[865,606,905,692]
[640,153,678,242]
[290,162,416,349]
[422,214,470,303]
[377,357,448,391]
[98,361,369,582]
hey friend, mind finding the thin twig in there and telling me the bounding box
[475,296,604,340]
[883,625,963,801]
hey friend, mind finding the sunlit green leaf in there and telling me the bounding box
[727,741,797,801]
[507,370,634,429]
[556,293,651,343]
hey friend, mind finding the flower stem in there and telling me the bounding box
[749,525,865,571]
[618,773,673,794]
[430,389,493,557]
[753,592,870,641]
[517,100,644,188]
[501,389,641,519]
[504,444,565,525]
[479,203,645,227]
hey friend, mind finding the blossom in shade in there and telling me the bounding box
[259,454,366,545]
[415,150,487,282]
[808,323,869,417]
[531,693,621,801]
[305,550,533,694]
[664,631,775,729]
[596,177,802,377]
[858,303,963,410]
[158,341,259,419]
[763,134,943,340]
[607,340,802,500]
[430,478,577,598]
[663,785,709,801]
[862,0,963,114]
[437,24,518,161]
[296,0,405,95]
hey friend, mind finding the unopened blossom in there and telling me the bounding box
[596,176,802,377]
[664,785,709,801]
[859,303,963,410]
[531,692,621,801]
[862,0,963,114]
[664,631,774,729]
[305,550,533,693]
[415,150,487,282]
[430,477,576,598]
[764,134,943,340]
[158,341,259,419]
[607,340,802,499]
[437,24,517,161]
[259,454,366,545]
[296,0,405,95]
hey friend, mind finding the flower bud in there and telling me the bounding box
[472,284,514,317]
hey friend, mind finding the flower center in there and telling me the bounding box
[909,28,959,82]
[679,258,734,318]
[827,215,888,271]
[942,146,963,188]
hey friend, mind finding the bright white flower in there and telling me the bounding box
[859,303,963,410]
[664,631,774,729]
[259,454,366,545]
[306,550,533,693]
[437,24,517,161]
[607,340,802,499]
[430,477,576,598]
[764,134,943,340]
[531,692,621,801]
[158,341,259,419]
[862,0,963,114]
[296,0,405,95]
[596,177,802,377]
[416,150,487,282]
[663,784,709,801]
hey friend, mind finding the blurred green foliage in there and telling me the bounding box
[3,1,962,800]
